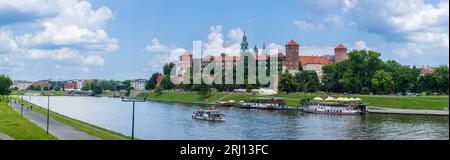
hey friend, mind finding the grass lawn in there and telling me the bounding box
[145,92,449,110]
[0,96,58,140]
[12,91,67,96]
[14,97,131,140]
[147,92,233,104]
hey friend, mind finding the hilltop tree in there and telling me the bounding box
[295,71,320,93]
[322,50,384,93]
[371,70,394,94]
[0,74,13,95]
[163,63,175,76]
[194,83,211,99]
[278,70,297,94]
[146,73,161,90]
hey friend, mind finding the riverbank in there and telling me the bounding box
[0,96,58,140]
[144,92,449,111]
[12,96,132,140]
[368,107,448,116]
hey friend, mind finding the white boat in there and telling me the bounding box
[192,109,225,122]
[302,104,360,115]
[301,100,368,115]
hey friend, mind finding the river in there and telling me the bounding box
[25,96,449,140]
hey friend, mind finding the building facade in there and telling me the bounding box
[131,79,147,91]
[285,40,300,73]
[174,35,348,86]
[334,44,348,63]
[33,80,51,89]
[299,56,333,80]
[12,80,32,91]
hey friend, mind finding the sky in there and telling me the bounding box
[0,0,449,81]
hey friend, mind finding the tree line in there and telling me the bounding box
[320,50,448,95]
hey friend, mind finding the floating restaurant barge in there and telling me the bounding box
[216,98,289,110]
[300,97,368,115]
[239,99,287,110]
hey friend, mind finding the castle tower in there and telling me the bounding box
[285,40,300,71]
[334,44,348,63]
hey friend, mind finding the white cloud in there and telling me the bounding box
[0,31,18,53]
[0,0,59,25]
[0,0,116,73]
[227,28,244,44]
[0,55,24,72]
[409,32,449,48]
[82,55,104,65]
[203,25,226,56]
[15,0,118,52]
[344,0,449,48]
[343,0,356,13]
[354,40,370,50]
[266,43,283,55]
[293,20,325,31]
[145,38,175,52]
[325,15,344,26]
[24,48,104,66]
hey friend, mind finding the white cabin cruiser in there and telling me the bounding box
[192,109,225,122]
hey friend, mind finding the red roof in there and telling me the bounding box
[299,56,333,65]
[420,68,435,75]
[335,44,347,49]
[286,40,299,46]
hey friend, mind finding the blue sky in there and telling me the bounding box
[0,0,449,81]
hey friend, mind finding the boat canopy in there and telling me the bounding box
[313,97,324,101]
[325,97,336,101]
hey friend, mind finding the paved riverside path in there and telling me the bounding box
[10,101,100,140]
[0,132,14,140]
[368,107,449,116]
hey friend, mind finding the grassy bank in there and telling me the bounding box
[13,97,131,140]
[12,91,67,96]
[0,96,58,140]
[145,92,449,110]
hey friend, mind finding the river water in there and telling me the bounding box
[25,96,449,140]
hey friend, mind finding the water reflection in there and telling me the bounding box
[25,96,449,140]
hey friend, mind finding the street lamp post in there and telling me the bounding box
[46,94,50,134]
[9,95,12,108]
[121,97,146,140]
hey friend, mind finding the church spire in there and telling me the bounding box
[240,33,249,52]
[253,45,258,55]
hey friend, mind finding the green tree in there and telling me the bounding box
[278,70,297,94]
[163,63,175,76]
[322,50,385,93]
[384,60,419,94]
[434,66,449,94]
[92,84,103,95]
[0,74,13,95]
[122,80,131,88]
[371,70,394,94]
[194,83,211,98]
[154,85,163,95]
[295,71,320,93]
[146,73,161,90]
[160,76,175,90]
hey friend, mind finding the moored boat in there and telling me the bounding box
[301,97,368,115]
[192,109,225,122]
[239,98,286,110]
